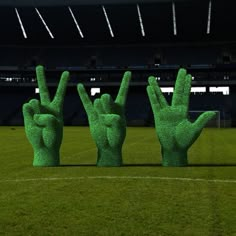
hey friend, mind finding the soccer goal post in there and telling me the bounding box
[189,110,221,128]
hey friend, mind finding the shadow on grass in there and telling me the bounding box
[60,163,236,167]
[124,163,236,167]
[59,164,162,167]
[60,163,163,167]
[188,163,236,167]
[60,164,96,167]
[123,163,162,167]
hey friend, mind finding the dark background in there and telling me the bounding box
[0,0,235,127]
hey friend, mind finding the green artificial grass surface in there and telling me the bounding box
[0,126,235,236]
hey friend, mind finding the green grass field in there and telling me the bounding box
[0,126,235,236]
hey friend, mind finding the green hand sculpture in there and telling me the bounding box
[147,68,216,167]
[77,71,131,167]
[23,65,70,167]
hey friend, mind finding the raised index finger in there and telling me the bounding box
[115,71,131,106]
[36,65,50,104]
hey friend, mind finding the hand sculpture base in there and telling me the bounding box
[33,148,60,167]
[97,148,122,167]
[162,149,188,167]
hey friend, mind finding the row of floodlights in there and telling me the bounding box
[15,1,212,39]
[160,86,229,95]
[34,87,229,96]
[89,75,230,81]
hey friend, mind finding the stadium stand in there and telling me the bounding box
[0,0,236,127]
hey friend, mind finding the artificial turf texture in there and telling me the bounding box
[0,126,235,236]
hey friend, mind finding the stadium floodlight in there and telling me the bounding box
[207,0,212,34]
[68,6,84,38]
[15,8,27,39]
[191,87,206,94]
[35,8,54,39]
[172,2,177,35]
[102,5,114,37]
[209,86,230,95]
[136,4,145,37]
[90,87,101,96]
[160,87,174,94]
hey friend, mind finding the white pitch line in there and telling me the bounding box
[0,176,235,183]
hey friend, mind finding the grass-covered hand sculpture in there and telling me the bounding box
[147,68,216,167]
[77,71,131,167]
[23,65,70,166]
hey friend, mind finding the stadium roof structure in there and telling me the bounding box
[0,0,235,46]
[0,0,204,6]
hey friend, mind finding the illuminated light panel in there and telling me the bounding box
[102,5,114,37]
[160,87,207,94]
[91,88,101,96]
[35,8,54,39]
[207,0,212,34]
[191,87,206,93]
[15,8,27,38]
[172,2,177,35]
[136,4,145,37]
[68,6,84,38]
[161,87,174,93]
[209,86,230,95]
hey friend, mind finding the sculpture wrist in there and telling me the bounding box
[96,146,122,167]
[161,148,188,167]
[33,147,60,167]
